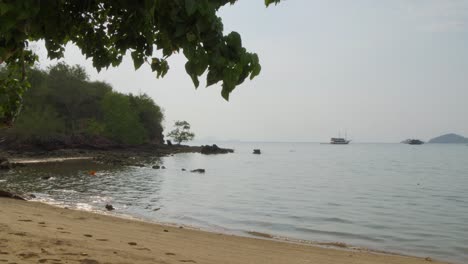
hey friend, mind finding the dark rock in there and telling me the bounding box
[253,149,261,154]
[105,204,114,211]
[200,144,234,155]
[0,157,12,170]
[152,165,160,169]
[0,189,27,200]
[166,140,173,146]
[153,208,160,211]
[181,168,186,171]
[41,176,52,180]
[161,166,166,169]
[191,169,205,173]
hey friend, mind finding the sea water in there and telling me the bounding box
[1,143,467,263]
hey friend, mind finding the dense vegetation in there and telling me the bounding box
[0,63,164,148]
[0,0,280,126]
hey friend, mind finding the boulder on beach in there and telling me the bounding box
[253,149,261,154]
[105,204,115,211]
[152,165,160,169]
[191,169,205,173]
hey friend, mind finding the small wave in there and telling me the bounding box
[318,217,354,224]
[58,189,77,193]
[76,203,95,211]
[247,231,274,239]
[295,227,384,242]
[364,224,391,230]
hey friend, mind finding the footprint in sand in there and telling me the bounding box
[38,222,46,225]
[39,258,62,263]
[96,239,108,242]
[18,252,39,259]
[83,234,93,238]
[18,219,33,222]
[128,242,137,246]
[9,232,27,236]
[179,260,197,263]
[165,252,176,256]
[80,259,99,264]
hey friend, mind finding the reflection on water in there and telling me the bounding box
[1,143,468,264]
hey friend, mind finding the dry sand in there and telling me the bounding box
[0,198,449,264]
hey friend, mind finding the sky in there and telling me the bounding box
[36,0,468,143]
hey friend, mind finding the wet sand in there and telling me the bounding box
[0,198,449,264]
[9,156,94,164]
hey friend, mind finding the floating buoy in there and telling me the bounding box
[89,170,96,176]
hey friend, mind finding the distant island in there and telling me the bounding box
[428,133,468,144]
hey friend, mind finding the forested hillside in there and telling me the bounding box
[0,63,164,149]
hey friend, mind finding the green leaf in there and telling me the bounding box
[206,70,220,87]
[185,0,197,16]
[250,64,261,80]
[265,0,280,7]
[226,32,242,50]
[185,61,199,88]
[151,58,160,72]
[0,3,12,15]
[221,83,235,101]
[131,51,144,70]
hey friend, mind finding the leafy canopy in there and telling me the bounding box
[167,120,195,145]
[0,0,280,126]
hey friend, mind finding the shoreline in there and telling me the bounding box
[0,198,450,264]
[0,144,234,168]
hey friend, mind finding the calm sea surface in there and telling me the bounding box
[1,143,468,263]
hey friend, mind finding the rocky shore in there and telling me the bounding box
[0,143,233,168]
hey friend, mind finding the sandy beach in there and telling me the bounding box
[0,198,449,264]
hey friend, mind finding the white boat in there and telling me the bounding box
[330,137,351,144]
[330,130,351,144]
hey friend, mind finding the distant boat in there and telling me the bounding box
[330,137,351,145]
[403,139,424,145]
[328,130,351,144]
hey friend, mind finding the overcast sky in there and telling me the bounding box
[37,0,468,142]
